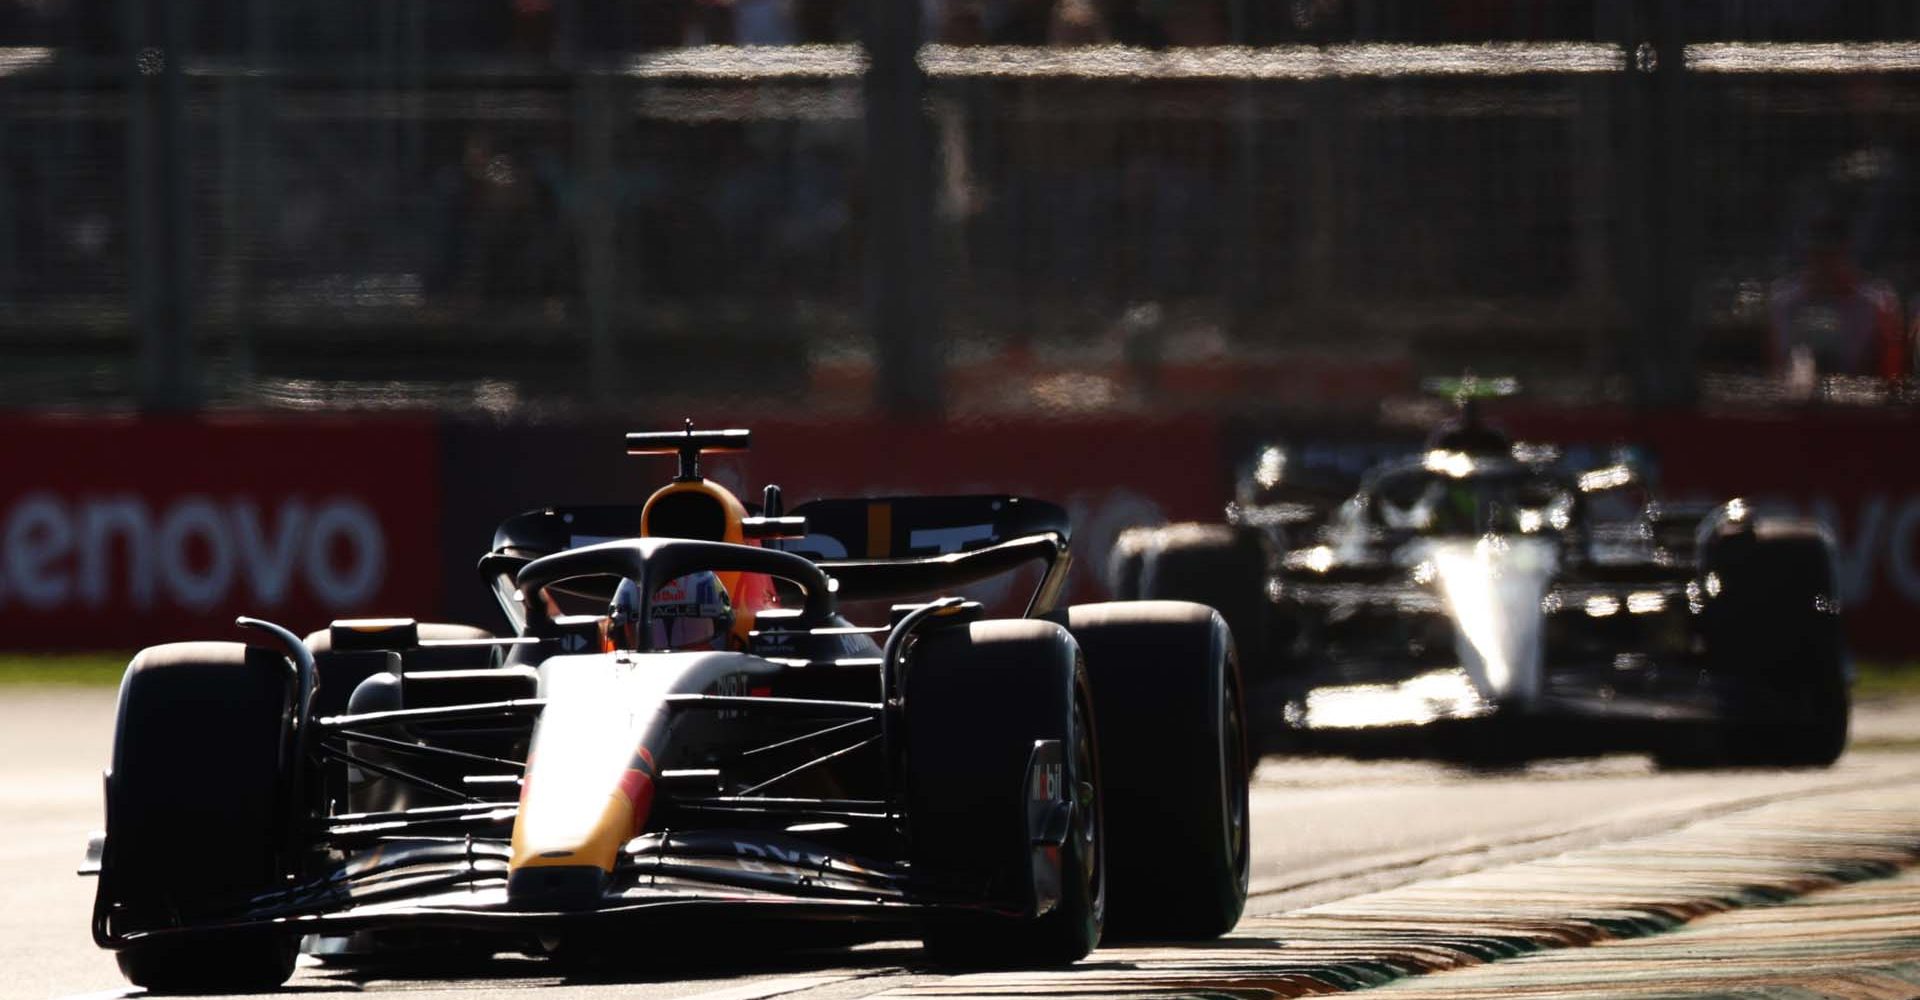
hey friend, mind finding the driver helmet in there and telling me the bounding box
[1426,399,1513,457]
[608,571,734,651]
[1438,479,1481,533]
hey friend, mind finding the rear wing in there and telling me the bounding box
[478,506,649,631]
[489,504,648,562]
[481,495,1075,621]
[787,495,1072,614]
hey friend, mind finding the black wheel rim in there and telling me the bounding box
[1073,683,1104,922]
[1224,668,1250,884]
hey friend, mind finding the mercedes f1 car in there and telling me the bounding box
[84,428,1249,991]
[1113,403,1849,768]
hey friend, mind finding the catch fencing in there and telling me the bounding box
[6,4,1920,413]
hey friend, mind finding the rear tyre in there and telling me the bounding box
[1727,530,1848,768]
[1121,524,1284,751]
[906,620,1104,967]
[1106,531,1150,600]
[1714,627,1849,769]
[305,621,497,718]
[1662,524,1850,770]
[304,621,496,665]
[1757,659,1849,767]
[1052,602,1249,940]
[1123,525,1271,675]
[103,642,298,991]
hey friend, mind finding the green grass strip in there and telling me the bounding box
[1854,662,1920,700]
[0,653,130,686]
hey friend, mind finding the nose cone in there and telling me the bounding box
[1423,536,1557,706]
[510,655,670,903]
[508,650,781,909]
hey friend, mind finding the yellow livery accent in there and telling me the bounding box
[506,657,667,895]
[509,788,632,874]
[640,479,747,544]
[641,479,752,595]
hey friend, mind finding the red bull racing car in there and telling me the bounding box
[1114,404,1850,768]
[83,428,1249,991]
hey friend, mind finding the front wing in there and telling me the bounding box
[95,828,1007,948]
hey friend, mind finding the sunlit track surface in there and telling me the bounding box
[882,788,1920,998]
[613,41,1920,82]
[12,689,1920,1000]
[1368,856,1920,999]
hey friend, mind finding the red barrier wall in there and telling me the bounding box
[6,409,1914,658]
[0,415,441,650]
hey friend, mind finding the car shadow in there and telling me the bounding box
[304,935,926,990]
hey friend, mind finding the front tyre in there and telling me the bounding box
[1053,601,1249,940]
[117,932,300,994]
[1670,522,1850,770]
[101,642,298,991]
[905,620,1104,967]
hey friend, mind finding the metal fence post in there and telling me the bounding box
[1228,0,1261,345]
[1622,0,1696,406]
[128,0,198,412]
[864,0,941,417]
[577,71,618,404]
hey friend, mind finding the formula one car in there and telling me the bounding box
[84,428,1249,991]
[1113,399,1849,768]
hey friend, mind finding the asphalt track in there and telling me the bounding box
[1366,862,1920,999]
[8,687,1920,1000]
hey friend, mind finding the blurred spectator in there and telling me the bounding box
[625,0,695,48]
[430,130,572,306]
[733,0,798,44]
[1049,0,1110,44]
[936,1,985,43]
[1098,0,1229,47]
[685,0,737,44]
[986,0,1062,43]
[509,0,556,55]
[1164,0,1231,44]
[794,0,844,41]
[670,0,843,44]
[1767,213,1907,383]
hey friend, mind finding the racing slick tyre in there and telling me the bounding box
[1657,523,1849,770]
[905,620,1104,967]
[305,621,496,718]
[1123,524,1279,744]
[1696,524,1849,769]
[103,642,299,991]
[303,621,496,664]
[1106,530,1150,601]
[1124,525,1271,667]
[1049,601,1249,940]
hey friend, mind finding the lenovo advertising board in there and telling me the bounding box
[0,415,441,650]
[9,410,1920,658]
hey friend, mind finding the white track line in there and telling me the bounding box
[672,976,856,1000]
[46,988,136,1000]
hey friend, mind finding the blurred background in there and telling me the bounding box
[3,0,1920,657]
